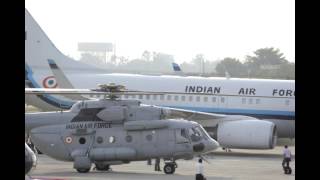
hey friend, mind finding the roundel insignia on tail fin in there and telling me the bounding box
[42,76,58,88]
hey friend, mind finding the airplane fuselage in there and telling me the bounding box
[27,70,295,121]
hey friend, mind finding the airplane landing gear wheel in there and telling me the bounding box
[164,163,175,174]
[76,168,90,173]
[95,163,110,171]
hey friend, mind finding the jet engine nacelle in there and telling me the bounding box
[217,120,277,149]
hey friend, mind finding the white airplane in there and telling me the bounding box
[25,9,295,150]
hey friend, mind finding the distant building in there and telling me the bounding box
[78,42,114,64]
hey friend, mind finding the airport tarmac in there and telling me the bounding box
[28,146,295,180]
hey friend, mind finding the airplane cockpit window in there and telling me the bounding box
[175,128,189,143]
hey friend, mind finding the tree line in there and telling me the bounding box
[79,47,294,80]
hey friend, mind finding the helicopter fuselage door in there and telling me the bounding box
[140,130,158,158]
[155,128,175,158]
[174,128,192,159]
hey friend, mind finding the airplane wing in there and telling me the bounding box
[158,105,257,127]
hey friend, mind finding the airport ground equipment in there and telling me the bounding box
[25,86,219,174]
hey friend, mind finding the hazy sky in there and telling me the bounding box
[26,0,295,63]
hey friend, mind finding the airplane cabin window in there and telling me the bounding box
[212,97,216,102]
[256,99,260,104]
[203,97,208,102]
[146,95,150,100]
[167,95,172,100]
[242,98,246,104]
[249,99,253,104]
[153,95,157,100]
[196,96,200,102]
[285,100,290,105]
[189,96,193,102]
[221,97,225,103]
[160,95,164,100]
[181,96,186,101]
[138,95,143,99]
[132,95,136,99]
[174,96,179,101]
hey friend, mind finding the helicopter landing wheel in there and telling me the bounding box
[76,168,90,173]
[164,163,176,174]
[95,163,110,171]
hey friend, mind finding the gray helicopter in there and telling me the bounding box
[25,85,219,174]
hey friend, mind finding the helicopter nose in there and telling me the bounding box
[206,138,220,152]
[30,125,71,161]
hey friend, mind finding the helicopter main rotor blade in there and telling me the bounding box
[25,88,164,95]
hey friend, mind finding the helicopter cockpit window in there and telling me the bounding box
[175,128,189,143]
[188,127,203,142]
[198,126,210,140]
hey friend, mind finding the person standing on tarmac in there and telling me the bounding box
[282,145,292,169]
[195,158,206,180]
[155,158,161,171]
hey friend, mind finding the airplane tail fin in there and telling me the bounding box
[172,62,184,76]
[25,9,103,74]
[48,59,87,100]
